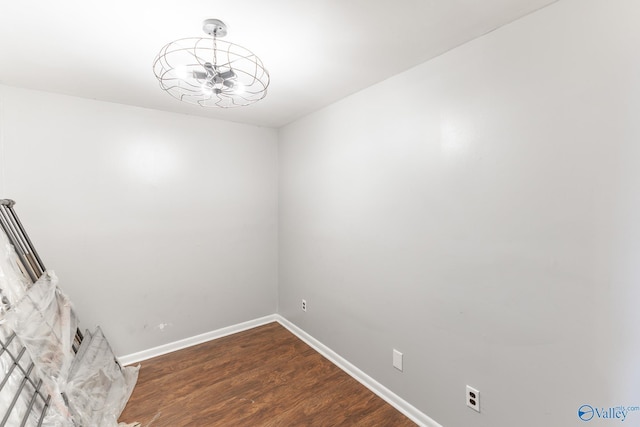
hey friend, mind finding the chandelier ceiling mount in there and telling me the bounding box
[202,19,227,37]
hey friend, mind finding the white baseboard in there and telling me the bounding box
[274,315,442,427]
[117,314,278,366]
[117,313,441,427]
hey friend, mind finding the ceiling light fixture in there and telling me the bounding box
[153,19,269,108]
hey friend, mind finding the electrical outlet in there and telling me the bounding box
[466,385,480,412]
[393,349,403,371]
[301,299,307,312]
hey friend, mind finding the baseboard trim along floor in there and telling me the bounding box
[118,314,442,427]
[275,316,442,427]
[118,314,279,366]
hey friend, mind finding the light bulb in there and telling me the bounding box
[201,83,213,96]
[233,82,246,95]
[175,65,189,81]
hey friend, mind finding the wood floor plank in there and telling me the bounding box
[119,322,416,426]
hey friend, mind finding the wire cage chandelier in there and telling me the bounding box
[153,19,270,108]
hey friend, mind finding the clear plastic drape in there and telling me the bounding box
[1,221,138,426]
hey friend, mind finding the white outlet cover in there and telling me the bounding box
[393,349,403,371]
[466,385,480,412]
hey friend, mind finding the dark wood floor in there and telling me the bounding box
[119,322,416,426]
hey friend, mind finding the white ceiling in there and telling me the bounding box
[0,0,557,128]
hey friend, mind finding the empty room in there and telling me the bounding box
[0,0,638,426]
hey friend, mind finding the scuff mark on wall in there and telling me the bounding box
[157,322,172,331]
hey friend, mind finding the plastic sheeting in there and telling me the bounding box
[0,228,31,317]
[9,273,76,387]
[0,322,51,427]
[1,230,138,426]
[0,227,61,426]
[66,327,138,426]
[5,272,76,426]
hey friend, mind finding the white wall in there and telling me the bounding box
[279,0,640,426]
[0,85,278,356]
